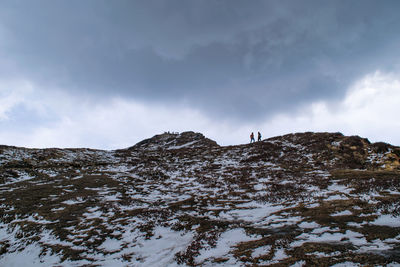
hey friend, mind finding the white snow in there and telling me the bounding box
[259,247,289,265]
[83,209,103,219]
[268,215,303,227]
[331,261,360,267]
[272,247,288,261]
[347,222,365,228]
[327,183,352,194]
[357,238,393,253]
[102,193,121,202]
[62,198,85,205]
[51,207,65,212]
[332,141,342,147]
[219,203,285,223]
[196,228,259,264]
[290,261,306,267]
[331,210,353,216]
[128,226,194,266]
[311,226,336,234]
[4,171,36,185]
[371,214,400,227]
[99,237,121,252]
[254,183,267,191]
[0,244,62,267]
[292,230,368,247]
[386,190,400,195]
[251,245,272,258]
[167,140,199,150]
[326,194,349,201]
[298,221,320,229]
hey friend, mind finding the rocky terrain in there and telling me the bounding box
[0,131,399,266]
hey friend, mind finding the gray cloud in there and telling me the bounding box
[1,0,400,120]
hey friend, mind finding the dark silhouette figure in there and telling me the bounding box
[258,131,262,142]
[250,132,255,143]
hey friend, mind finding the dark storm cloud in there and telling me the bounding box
[1,0,400,120]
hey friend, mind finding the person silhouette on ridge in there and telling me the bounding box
[250,132,255,143]
[258,131,262,142]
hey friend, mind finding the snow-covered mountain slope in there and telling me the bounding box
[0,132,399,266]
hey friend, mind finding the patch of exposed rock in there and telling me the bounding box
[127,131,219,151]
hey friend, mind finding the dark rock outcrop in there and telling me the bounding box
[128,131,219,151]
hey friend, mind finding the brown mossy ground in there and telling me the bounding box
[1,132,399,265]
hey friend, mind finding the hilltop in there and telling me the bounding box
[0,131,399,266]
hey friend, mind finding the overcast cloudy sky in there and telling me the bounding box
[1,0,399,149]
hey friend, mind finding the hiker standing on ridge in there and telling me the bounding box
[258,131,262,142]
[250,132,255,143]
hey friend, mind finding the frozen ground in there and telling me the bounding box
[0,132,399,266]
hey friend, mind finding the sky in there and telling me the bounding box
[0,0,400,149]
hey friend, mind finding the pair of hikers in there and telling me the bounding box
[250,132,261,143]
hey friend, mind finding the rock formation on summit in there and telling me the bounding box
[128,131,218,151]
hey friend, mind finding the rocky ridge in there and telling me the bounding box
[0,131,399,266]
[128,131,218,151]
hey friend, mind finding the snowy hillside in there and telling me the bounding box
[0,131,399,266]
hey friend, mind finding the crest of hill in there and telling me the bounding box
[1,131,400,265]
[124,131,400,170]
[128,131,219,151]
[262,131,400,170]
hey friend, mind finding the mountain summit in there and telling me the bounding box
[0,132,399,266]
[128,131,219,151]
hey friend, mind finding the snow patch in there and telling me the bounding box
[332,210,353,216]
[196,228,259,264]
[371,214,400,227]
